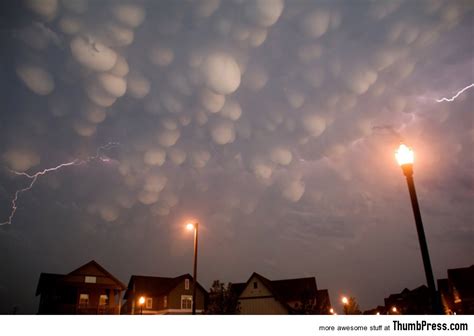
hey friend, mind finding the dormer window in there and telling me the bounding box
[253,281,258,289]
[185,278,190,290]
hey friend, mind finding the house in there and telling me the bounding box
[121,274,207,314]
[383,285,432,314]
[231,272,331,314]
[438,264,474,314]
[36,260,126,314]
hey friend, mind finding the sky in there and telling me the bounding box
[0,0,473,314]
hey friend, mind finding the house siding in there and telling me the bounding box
[238,275,288,314]
[239,297,288,314]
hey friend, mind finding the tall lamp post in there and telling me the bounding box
[395,143,439,313]
[186,222,199,315]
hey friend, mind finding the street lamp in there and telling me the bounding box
[187,222,199,315]
[395,143,439,314]
[138,296,145,315]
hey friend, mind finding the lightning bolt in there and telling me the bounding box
[436,83,474,102]
[0,142,120,226]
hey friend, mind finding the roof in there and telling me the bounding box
[232,272,319,312]
[69,260,126,289]
[36,273,64,296]
[123,274,208,300]
[385,285,429,301]
[35,260,126,295]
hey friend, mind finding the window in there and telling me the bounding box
[181,295,193,310]
[185,279,190,290]
[79,294,89,306]
[85,276,96,283]
[146,298,153,309]
[253,281,258,289]
[163,296,168,308]
[99,295,108,306]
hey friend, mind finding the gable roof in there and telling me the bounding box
[69,260,126,289]
[35,260,126,295]
[123,274,208,300]
[232,272,319,312]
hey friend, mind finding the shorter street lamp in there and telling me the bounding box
[138,296,145,315]
[341,296,349,315]
[187,222,199,315]
[395,143,439,314]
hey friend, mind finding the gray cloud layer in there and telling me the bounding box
[0,0,473,313]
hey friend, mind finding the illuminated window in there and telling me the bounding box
[163,296,168,308]
[85,276,96,283]
[99,295,108,306]
[185,279,190,290]
[146,298,153,309]
[181,295,192,310]
[79,294,89,306]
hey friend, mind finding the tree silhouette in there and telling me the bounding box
[205,280,240,314]
[343,297,361,315]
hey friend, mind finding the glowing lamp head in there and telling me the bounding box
[392,306,397,313]
[186,223,195,231]
[341,296,349,305]
[139,296,145,305]
[395,143,414,166]
[329,308,334,314]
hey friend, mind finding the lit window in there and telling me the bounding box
[146,298,153,309]
[79,294,89,306]
[163,296,168,308]
[99,295,108,306]
[181,295,193,310]
[253,282,258,289]
[185,279,190,290]
[85,276,96,283]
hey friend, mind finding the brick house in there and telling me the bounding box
[36,260,126,314]
[438,264,474,314]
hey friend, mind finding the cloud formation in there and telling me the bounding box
[0,0,473,313]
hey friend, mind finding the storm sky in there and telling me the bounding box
[0,0,473,314]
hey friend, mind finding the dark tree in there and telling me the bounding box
[293,290,331,314]
[205,280,240,314]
